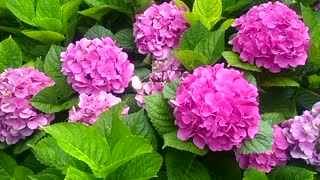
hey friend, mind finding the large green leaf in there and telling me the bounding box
[0,36,22,72]
[163,131,208,156]
[106,153,162,180]
[222,51,261,72]
[97,136,153,177]
[295,88,320,109]
[33,18,64,33]
[43,45,74,99]
[84,0,133,16]
[173,50,208,70]
[163,80,181,100]
[268,166,316,180]
[166,149,211,180]
[32,137,89,173]
[79,5,112,21]
[194,29,225,64]
[261,113,286,126]
[12,166,34,180]
[123,109,158,149]
[179,22,209,50]
[61,0,82,25]
[184,12,212,30]
[65,167,98,180]
[84,25,113,39]
[44,123,110,172]
[114,28,135,52]
[193,0,222,29]
[243,169,268,180]
[261,76,299,87]
[14,131,46,154]
[35,0,61,19]
[5,0,36,26]
[301,5,320,47]
[236,121,273,154]
[0,151,17,176]
[29,86,78,113]
[0,167,10,180]
[29,168,65,180]
[21,30,65,44]
[144,93,177,135]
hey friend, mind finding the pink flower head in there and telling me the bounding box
[133,1,189,60]
[61,37,134,95]
[0,67,55,144]
[69,91,129,125]
[229,1,310,73]
[235,125,290,172]
[133,57,188,107]
[282,102,320,167]
[170,63,260,151]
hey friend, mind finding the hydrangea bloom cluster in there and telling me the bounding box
[69,91,129,125]
[229,1,310,73]
[61,37,134,95]
[0,67,55,144]
[132,57,188,107]
[133,1,189,60]
[170,63,260,151]
[282,102,320,167]
[235,125,290,172]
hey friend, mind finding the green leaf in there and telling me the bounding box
[163,131,208,156]
[83,0,134,16]
[194,29,225,64]
[5,0,36,26]
[29,86,78,113]
[243,168,268,180]
[114,28,135,52]
[179,22,209,50]
[268,166,316,180]
[0,36,22,72]
[173,0,189,11]
[219,19,235,30]
[184,12,212,30]
[84,25,113,39]
[0,150,17,176]
[261,113,286,126]
[166,149,211,180]
[0,167,10,180]
[33,18,64,33]
[193,0,222,28]
[163,80,181,100]
[261,76,299,87]
[79,5,112,21]
[44,123,110,172]
[12,166,34,180]
[173,50,208,70]
[144,93,177,135]
[65,167,98,180]
[97,136,153,177]
[84,0,104,6]
[22,30,65,44]
[13,131,46,154]
[301,5,320,47]
[35,0,61,19]
[106,153,163,180]
[237,121,273,154]
[32,137,89,173]
[222,51,262,72]
[296,88,320,109]
[29,168,64,180]
[93,101,127,139]
[123,110,158,149]
[44,45,74,99]
[243,72,257,86]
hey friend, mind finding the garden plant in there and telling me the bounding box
[1,0,320,179]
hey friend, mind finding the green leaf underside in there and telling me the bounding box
[163,131,208,156]
[237,120,274,154]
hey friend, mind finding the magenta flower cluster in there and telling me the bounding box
[170,64,260,151]
[133,57,188,107]
[61,37,134,95]
[133,1,189,60]
[282,102,320,167]
[0,67,55,144]
[230,1,310,73]
[69,91,128,125]
[236,125,290,172]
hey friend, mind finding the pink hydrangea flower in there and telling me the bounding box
[0,67,55,144]
[235,125,290,172]
[170,63,260,151]
[282,102,320,167]
[69,91,129,125]
[61,37,134,95]
[133,1,189,60]
[229,1,310,73]
[132,57,188,107]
